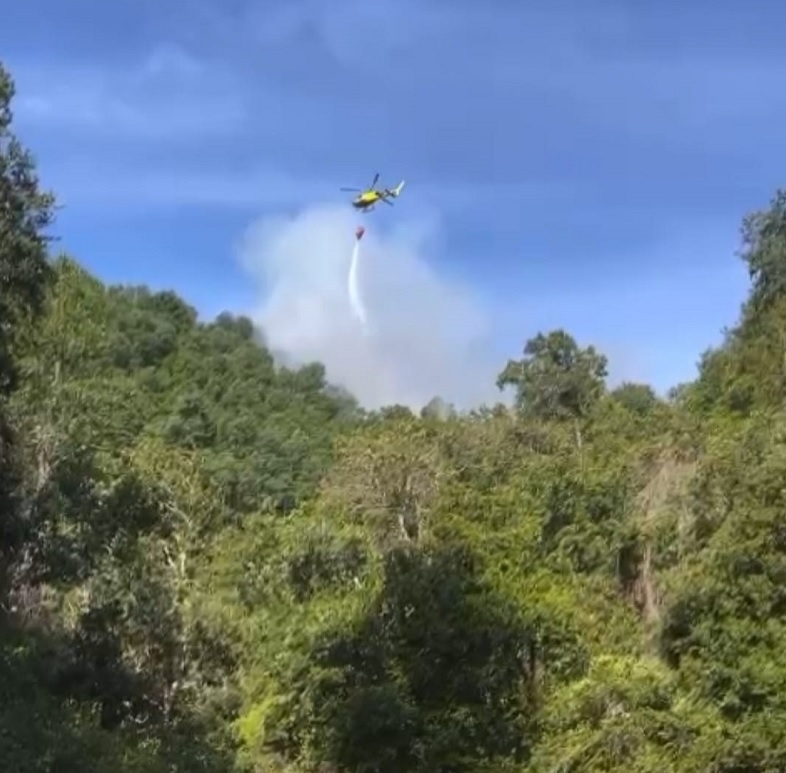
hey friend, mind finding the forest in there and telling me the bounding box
[2,58,786,772]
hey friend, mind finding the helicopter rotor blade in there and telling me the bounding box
[340,187,361,191]
[371,172,379,187]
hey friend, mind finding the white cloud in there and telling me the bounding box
[11,44,245,140]
[238,204,503,410]
[40,161,337,210]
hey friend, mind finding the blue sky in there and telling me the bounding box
[3,0,785,406]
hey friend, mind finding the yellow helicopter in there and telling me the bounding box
[340,172,405,212]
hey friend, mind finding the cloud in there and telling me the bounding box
[238,204,503,410]
[40,160,337,211]
[11,43,245,140]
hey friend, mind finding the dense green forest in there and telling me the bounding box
[3,58,786,772]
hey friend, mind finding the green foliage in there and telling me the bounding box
[610,382,659,416]
[497,329,608,422]
[529,654,724,773]
[660,414,786,716]
[0,63,56,396]
[741,188,786,315]
[14,258,361,514]
[264,545,537,772]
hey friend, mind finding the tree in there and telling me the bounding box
[0,61,56,612]
[265,545,538,773]
[0,62,56,395]
[740,188,786,315]
[610,382,658,416]
[497,330,607,447]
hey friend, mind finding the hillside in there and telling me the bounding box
[3,59,786,772]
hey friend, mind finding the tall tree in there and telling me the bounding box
[740,188,786,316]
[0,61,57,610]
[497,330,607,446]
[0,62,56,395]
[610,382,659,416]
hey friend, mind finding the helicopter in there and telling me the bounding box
[340,172,405,212]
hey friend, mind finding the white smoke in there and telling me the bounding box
[237,204,502,410]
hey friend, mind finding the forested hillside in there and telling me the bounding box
[3,59,786,772]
